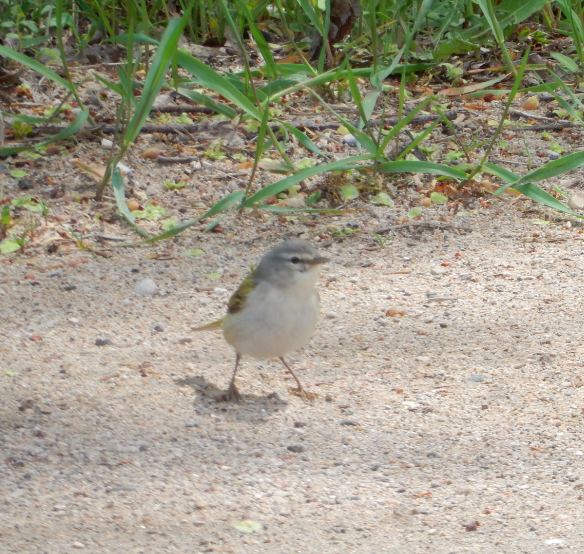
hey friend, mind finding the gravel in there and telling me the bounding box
[3,198,584,553]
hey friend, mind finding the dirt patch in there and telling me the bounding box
[3,184,584,552]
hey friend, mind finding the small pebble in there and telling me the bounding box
[547,151,560,160]
[134,278,158,296]
[287,445,306,453]
[18,178,35,190]
[95,338,112,347]
[340,420,360,426]
[326,312,338,319]
[431,268,447,275]
[465,521,479,532]
[468,374,484,382]
[178,337,193,344]
[568,193,584,210]
[154,324,164,332]
[343,134,357,147]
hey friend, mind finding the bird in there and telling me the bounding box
[195,239,330,401]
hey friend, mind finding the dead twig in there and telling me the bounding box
[375,221,470,234]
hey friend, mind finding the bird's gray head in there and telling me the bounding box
[254,239,330,289]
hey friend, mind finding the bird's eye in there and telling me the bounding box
[290,256,300,264]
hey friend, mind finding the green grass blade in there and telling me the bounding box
[516,150,584,186]
[241,154,373,207]
[256,205,343,213]
[295,0,325,35]
[109,33,159,46]
[0,109,90,157]
[133,218,200,244]
[550,52,579,73]
[2,113,56,124]
[177,88,237,118]
[177,52,262,120]
[309,88,379,153]
[514,182,582,218]
[260,74,310,98]
[0,45,74,92]
[123,17,186,147]
[112,168,149,237]
[542,71,584,122]
[396,118,441,160]
[278,121,327,157]
[483,162,520,183]
[93,72,126,96]
[200,190,247,219]
[371,45,406,89]
[376,96,435,154]
[233,0,278,80]
[375,160,469,179]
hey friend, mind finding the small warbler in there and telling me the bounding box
[195,239,329,401]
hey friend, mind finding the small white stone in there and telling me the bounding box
[430,268,447,275]
[134,279,158,296]
[343,134,357,147]
[326,312,338,319]
[568,193,584,210]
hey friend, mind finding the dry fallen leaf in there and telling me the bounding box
[140,147,162,160]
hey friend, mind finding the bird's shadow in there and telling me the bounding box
[175,375,289,419]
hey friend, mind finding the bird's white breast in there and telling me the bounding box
[222,272,321,359]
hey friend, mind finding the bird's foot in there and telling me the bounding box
[217,382,243,402]
[289,386,316,402]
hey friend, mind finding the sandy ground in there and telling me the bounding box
[2,196,584,553]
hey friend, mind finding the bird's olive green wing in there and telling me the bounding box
[227,270,256,314]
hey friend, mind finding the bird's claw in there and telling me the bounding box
[217,382,243,402]
[289,386,316,402]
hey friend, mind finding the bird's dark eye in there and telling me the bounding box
[290,256,300,264]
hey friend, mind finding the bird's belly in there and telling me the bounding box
[223,289,320,359]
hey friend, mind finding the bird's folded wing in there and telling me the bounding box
[227,271,255,314]
[192,319,223,331]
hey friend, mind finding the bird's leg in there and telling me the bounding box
[279,357,315,401]
[226,353,243,402]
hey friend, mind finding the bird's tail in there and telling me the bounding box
[192,319,223,332]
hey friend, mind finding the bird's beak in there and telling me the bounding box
[308,255,330,265]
